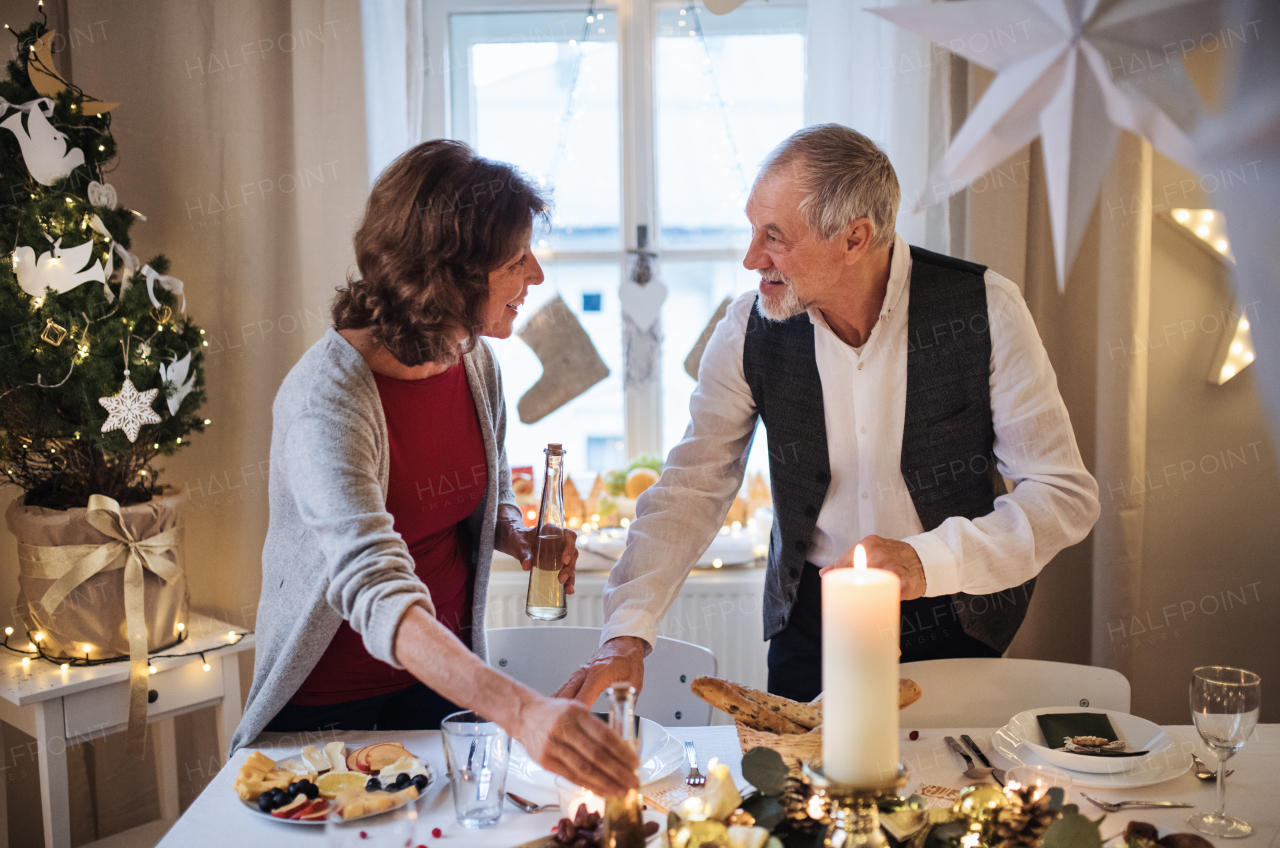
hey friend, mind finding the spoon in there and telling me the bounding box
[1191,754,1234,782]
[507,792,559,814]
[946,736,1001,783]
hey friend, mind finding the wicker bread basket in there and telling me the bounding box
[734,722,822,776]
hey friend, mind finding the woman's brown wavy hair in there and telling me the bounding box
[332,140,548,365]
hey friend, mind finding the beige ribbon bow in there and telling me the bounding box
[19,494,183,758]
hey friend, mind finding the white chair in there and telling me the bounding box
[486,626,717,726]
[898,658,1131,727]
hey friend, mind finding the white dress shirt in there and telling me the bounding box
[601,235,1101,648]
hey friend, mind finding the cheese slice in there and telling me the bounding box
[324,741,348,773]
[301,745,332,773]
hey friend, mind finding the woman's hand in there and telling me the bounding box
[494,512,578,595]
[513,696,639,797]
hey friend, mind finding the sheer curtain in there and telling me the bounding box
[0,0,369,843]
[805,0,954,252]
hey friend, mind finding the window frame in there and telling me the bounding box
[422,0,805,456]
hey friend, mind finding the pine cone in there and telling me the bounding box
[780,775,830,835]
[993,786,1060,848]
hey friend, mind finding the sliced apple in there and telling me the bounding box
[271,795,308,818]
[298,800,331,821]
[345,747,364,772]
[292,798,331,821]
[365,743,410,773]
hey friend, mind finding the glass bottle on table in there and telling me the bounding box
[525,443,568,620]
[603,683,646,848]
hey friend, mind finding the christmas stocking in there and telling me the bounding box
[516,295,610,424]
[683,296,731,380]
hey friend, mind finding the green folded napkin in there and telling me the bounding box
[1035,712,1118,749]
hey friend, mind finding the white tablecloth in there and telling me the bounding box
[157,725,1280,847]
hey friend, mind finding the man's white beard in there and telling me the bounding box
[757,271,806,322]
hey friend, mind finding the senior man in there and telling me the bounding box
[558,124,1100,704]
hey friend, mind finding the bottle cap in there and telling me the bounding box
[546,443,565,455]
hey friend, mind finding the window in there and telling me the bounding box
[426,0,806,484]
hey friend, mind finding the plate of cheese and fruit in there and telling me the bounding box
[234,740,434,825]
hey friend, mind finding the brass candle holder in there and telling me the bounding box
[803,760,909,848]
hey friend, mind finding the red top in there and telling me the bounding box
[291,362,487,706]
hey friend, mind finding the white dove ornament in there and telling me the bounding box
[1,105,85,185]
[158,352,196,416]
[12,237,107,297]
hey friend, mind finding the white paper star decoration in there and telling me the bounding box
[871,0,1222,287]
[99,374,161,442]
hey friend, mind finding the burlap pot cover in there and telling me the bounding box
[8,489,190,757]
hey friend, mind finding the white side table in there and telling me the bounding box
[0,611,256,848]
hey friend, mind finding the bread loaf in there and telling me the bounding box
[737,687,823,730]
[690,677,807,734]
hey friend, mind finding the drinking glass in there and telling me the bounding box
[442,710,511,829]
[1006,764,1072,801]
[1188,666,1261,838]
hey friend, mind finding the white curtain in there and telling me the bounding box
[805,0,952,251]
[0,0,370,843]
[361,0,427,182]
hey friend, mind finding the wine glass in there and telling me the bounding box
[1188,666,1261,838]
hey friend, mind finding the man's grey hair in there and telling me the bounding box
[757,123,900,249]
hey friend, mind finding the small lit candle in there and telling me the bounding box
[822,544,900,786]
[556,777,605,818]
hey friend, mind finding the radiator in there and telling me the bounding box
[485,566,770,699]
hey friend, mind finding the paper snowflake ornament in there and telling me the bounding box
[99,373,161,442]
[871,0,1220,287]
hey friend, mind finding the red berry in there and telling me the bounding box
[359,832,368,839]
[909,730,919,741]
[432,827,443,838]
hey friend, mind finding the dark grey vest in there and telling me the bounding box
[741,246,1035,652]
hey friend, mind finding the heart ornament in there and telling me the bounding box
[88,180,118,209]
[619,279,667,332]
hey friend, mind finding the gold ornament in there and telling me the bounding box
[40,318,68,346]
[150,305,173,325]
[953,784,1010,837]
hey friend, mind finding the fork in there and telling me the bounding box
[684,740,705,785]
[1080,792,1194,813]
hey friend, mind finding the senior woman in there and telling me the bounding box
[229,140,638,797]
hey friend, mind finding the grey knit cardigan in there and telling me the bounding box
[229,328,516,753]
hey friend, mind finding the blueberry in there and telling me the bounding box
[269,788,285,802]
[303,784,320,799]
[287,782,300,795]
[412,775,429,791]
[395,772,411,786]
[258,794,275,813]
[366,777,381,792]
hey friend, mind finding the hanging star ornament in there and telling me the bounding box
[99,372,161,442]
[871,0,1224,287]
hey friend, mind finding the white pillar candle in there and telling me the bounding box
[822,544,901,786]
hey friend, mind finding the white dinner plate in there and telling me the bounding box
[1003,707,1169,774]
[508,718,685,788]
[993,720,1192,789]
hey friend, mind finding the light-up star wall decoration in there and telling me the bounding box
[871,0,1223,288]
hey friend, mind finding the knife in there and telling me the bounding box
[960,735,1004,786]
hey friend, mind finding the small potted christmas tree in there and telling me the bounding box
[0,15,206,751]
